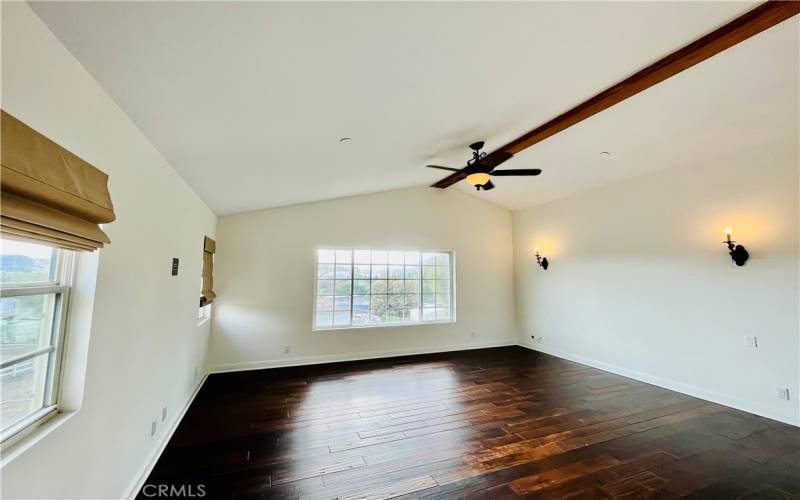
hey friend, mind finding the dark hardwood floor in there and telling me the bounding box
[139,347,799,499]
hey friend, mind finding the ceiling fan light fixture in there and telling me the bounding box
[466,172,491,187]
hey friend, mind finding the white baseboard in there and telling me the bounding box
[517,342,799,427]
[123,372,209,500]
[210,340,516,374]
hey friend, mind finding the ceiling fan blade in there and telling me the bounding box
[431,171,467,189]
[490,169,542,176]
[479,151,514,169]
[481,180,495,191]
[425,165,461,172]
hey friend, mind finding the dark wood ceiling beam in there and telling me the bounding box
[494,0,800,157]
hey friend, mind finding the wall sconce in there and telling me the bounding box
[534,247,549,270]
[723,227,749,266]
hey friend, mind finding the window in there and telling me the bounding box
[314,249,455,330]
[0,239,72,443]
[198,303,211,324]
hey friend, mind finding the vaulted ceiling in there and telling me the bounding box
[30,1,797,214]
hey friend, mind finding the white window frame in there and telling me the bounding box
[0,246,74,444]
[312,248,457,331]
[198,303,211,325]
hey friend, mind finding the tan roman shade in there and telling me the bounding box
[0,110,115,251]
[201,236,216,305]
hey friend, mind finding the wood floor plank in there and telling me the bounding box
[137,347,800,499]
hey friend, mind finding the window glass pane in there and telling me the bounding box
[353,295,370,310]
[316,311,333,327]
[404,251,420,265]
[388,280,404,294]
[404,280,420,293]
[422,252,436,265]
[353,264,371,279]
[316,296,334,312]
[371,250,388,265]
[333,311,351,326]
[404,266,420,280]
[353,311,369,325]
[422,294,436,308]
[436,280,450,294]
[334,296,351,311]
[388,251,404,265]
[0,240,56,285]
[1,352,51,431]
[335,265,352,279]
[370,295,387,309]
[436,294,450,308]
[404,293,420,308]
[388,294,403,308]
[436,308,451,320]
[353,249,371,264]
[0,294,57,364]
[317,279,334,295]
[408,308,421,322]
[334,280,351,296]
[335,250,352,264]
[436,266,450,279]
[435,253,450,266]
[422,308,436,320]
[317,264,334,279]
[422,280,435,294]
[422,266,436,280]
[318,249,335,264]
[370,280,387,294]
[353,280,370,295]
[370,309,386,323]
[388,265,403,279]
[387,309,403,323]
[370,264,387,280]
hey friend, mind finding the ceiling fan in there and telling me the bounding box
[426,141,541,191]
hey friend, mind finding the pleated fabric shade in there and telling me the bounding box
[0,110,115,251]
[201,236,216,305]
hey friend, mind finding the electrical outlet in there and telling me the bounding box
[777,387,790,401]
[162,406,167,422]
[470,332,476,339]
[150,420,157,437]
[745,336,758,348]
[283,345,291,354]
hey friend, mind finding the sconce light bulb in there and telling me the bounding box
[724,226,733,236]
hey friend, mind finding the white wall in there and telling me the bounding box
[512,141,799,425]
[208,187,516,371]
[1,3,217,498]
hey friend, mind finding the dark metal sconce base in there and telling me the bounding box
[540,257,549,270]
[730,245,749,266]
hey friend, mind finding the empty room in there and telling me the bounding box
[1,1,798,499]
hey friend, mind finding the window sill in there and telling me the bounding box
[0,409,75,469]
[313,319,456,332]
